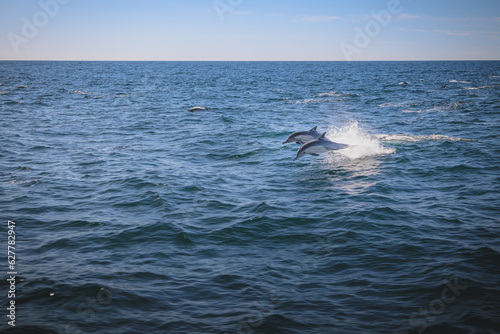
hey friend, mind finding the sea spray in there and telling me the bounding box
[323,121,395,162]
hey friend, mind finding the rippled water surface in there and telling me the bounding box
[1,61,499,334]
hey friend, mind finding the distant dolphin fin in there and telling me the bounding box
[310,153,319,156]
[320,132,327,139]
[310,126,317,131]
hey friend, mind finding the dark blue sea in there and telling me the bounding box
[1,61,499,334]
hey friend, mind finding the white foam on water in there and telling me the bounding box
[323,122,395,162]
[402,105,450,113]
[317,91,341,97]
[292,97,338,104]
[463,86,490,90]
[401,101,470,113]
[378,100,422,108]
[402,109,424,113]
[296,98,322,104]
[72,90,92,94]
[375,134,475,142]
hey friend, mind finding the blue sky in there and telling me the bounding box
[1,0,499,60]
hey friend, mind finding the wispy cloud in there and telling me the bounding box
[396,13,428,20]
[436,30,471,36]
[300,15,341,22]
[426,15,500,27]
[393,27,499,37]
[436,29,500,38]
[363,12,427,21]
[392,28,429,33]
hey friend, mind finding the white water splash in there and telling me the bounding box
[323,122,395,162]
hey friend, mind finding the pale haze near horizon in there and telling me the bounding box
[0,0,499,61]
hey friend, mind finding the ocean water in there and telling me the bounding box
[1,61,499,334]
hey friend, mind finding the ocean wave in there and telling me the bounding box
[1,179,40,187]
[268,88,292,93]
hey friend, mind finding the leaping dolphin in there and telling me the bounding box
[293,132,349,161]
[283,126,321,145]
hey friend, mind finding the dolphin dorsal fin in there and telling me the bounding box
[320,132,327,139]
[310,126,317,132]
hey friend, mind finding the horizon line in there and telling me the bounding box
[1,59,499,62]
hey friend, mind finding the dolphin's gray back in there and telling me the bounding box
[300,129,320,137]
[304,137,348,150]
[284,129,321,144]
[323,140,349,150]
[297,138,349,155]
[293,136,349,160]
